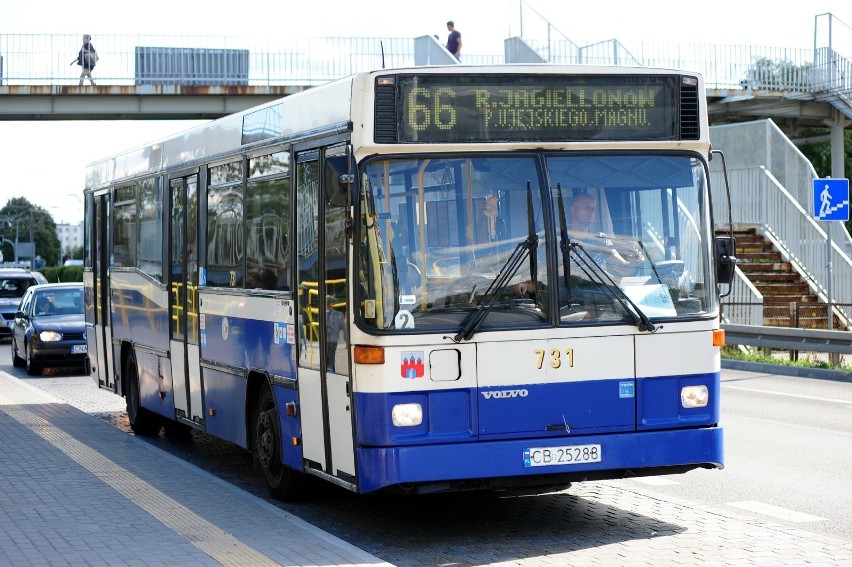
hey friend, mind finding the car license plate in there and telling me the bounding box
[523,444,601,467]
[72,344,87,354]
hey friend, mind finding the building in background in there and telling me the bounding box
[56,221,84,264]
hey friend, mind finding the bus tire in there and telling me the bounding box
[254,384,306,501]
[125,350,161,436]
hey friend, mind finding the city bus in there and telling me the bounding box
[83,65,736,500]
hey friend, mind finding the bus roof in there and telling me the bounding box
[84,64,705,190]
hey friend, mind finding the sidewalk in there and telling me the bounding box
[0,372,393,567]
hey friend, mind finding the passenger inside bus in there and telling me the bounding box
[564,192,644,273]
[514,191,645,299]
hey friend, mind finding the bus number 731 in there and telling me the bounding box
[535,348,574,370]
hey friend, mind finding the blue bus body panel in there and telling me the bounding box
[273,384,304,470]
[352,366,721,493]
[355,388,476,445]
[201,310,296,378]
[356,426,723,494]
[354,377,638,446]
[136,348,174,419]
[637,371,720,429]
[203,368,249,447]
[478,379,635,437]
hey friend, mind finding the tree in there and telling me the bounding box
[0,198,61,267]
[67,245,84,260]
[741,57,813,91]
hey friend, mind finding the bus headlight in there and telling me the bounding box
[681,385,709,408]
[391,403,423,427]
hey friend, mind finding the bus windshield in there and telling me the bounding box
[358,153,716,333]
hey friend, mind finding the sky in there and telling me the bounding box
[2,0,849,224]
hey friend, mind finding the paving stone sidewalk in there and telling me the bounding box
[0,372,393,567]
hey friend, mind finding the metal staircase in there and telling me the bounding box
[725,227,833,328]
[711,120,852,329]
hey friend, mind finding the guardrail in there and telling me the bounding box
[723,323,852,355]
[0,32,849,94]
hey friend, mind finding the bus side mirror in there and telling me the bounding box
[715,236,737,285]
[324,155,354,208]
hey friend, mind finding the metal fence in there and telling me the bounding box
[0,32,850,95]
[723,301,851,329]
[723,323,852,368]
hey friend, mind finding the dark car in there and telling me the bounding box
[10,282,86,375]
[0,267,49,336]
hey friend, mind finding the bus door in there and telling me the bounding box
[295,149,355,479]
[89,192,115,391]
[168,174,203,425]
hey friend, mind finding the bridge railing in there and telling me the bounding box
[0,32,847,94]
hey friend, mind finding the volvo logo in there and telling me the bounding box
[481,389,529,399]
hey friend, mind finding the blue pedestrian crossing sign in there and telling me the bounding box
[813,178,850,221]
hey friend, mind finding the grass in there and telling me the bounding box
[721,346,852,372]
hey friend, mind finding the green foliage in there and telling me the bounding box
[742,57,813,91]
[38,265,83,283]
[67,245,84,260]
[0,197,61,267]
[721,345,852,371]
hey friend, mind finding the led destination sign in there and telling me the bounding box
[395,75,681,143]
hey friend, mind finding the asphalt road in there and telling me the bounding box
[618,368,852,540]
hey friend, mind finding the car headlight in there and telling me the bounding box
[38,331,63,342]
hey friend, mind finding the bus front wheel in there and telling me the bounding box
[254,384,307,501]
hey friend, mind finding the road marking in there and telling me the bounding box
[628,476,680,486]
[728,500,825,523]
[723,385,852,405]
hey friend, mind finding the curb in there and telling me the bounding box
[721,359,852,383]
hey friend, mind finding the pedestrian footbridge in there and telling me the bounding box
[1,15,851,331]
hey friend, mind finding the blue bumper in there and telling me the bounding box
[356,426,723,494]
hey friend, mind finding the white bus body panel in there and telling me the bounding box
[170,340,188,415]
[299,367,326,469]
[327,371,355,476]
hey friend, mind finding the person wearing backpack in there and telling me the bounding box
[70,34,98,86]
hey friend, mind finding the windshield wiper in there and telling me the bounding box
[569,241,657,332]
[556,184,573,303]
[452,183,538,342]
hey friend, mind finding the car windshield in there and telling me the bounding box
[357,153,716,334]
[0,278,34,298]
[34,289,84,316]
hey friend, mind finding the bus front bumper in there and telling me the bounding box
[355,426,722,494]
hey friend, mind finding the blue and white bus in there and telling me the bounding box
[83,65,736,499]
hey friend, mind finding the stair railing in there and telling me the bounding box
[721,266,764,326]
[712,165,852,327]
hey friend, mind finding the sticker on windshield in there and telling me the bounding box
[395,309,415,329]
[399,294,416,305]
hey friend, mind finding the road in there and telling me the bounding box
[620,369,852,539]
[3,344,852,565]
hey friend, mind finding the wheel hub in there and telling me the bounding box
[257,409,276,468]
